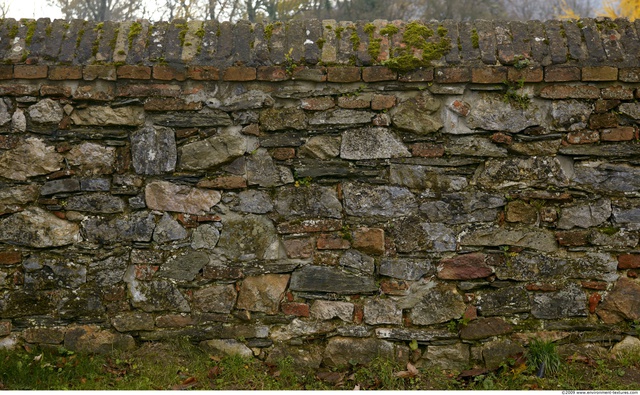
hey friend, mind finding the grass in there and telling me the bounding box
[1,339,639,390]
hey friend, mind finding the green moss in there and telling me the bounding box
[264,23,274,40]
[128,21,142,49]
[576,20,585,29]
[598,226,619,236]
[368,37,381,60]
[117,49,125,55]
[364,23,375,35]
[350,31,360,51]
[76,27,85,48]
[402,21,433,47]
[8,23,18,39]
[380,24,398,36]
[45,23,52,37]
[176,22,188,46]
[195,24,205,39]
[325,24,332,30]
[216,26,221,37]
[437,25,447,37]
[24,20,37,46]
[502,79,530,109]
[109,27,119,51]
[381,21,450,73]
[93,22,104,32]
[471,28,479,48]
[316,37,325,50]
[334,26,344,40]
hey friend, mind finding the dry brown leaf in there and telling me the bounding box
[394,362,419,378]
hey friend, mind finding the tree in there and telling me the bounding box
[50,0,143,21]
[558,0,637,20]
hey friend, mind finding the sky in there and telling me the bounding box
[4,0,63,19]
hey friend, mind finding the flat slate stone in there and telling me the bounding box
[290,265,377,294]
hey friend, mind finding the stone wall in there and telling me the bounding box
[0,17,640,369]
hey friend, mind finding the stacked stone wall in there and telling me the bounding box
[0,17,639,369]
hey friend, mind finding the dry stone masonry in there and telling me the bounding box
[0,16,639,368]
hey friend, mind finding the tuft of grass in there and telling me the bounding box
[527,338,561,377]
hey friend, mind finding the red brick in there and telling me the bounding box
[449,99,471,116]
[544,66,580,82]
[435,67,471,83]
[222,66,256,81]
[582,66,618,81]
[196,214,222,222]
[463,305,478,321]
[72,85,114,101]
[0,65,12,79]
[317,233,351,250]
[491,132,513,145]
[555,230,589,246]
[338,95,370,109]
[438,253,494,280]
[601,126,636,142]
[291,66,327,82]
[0,84,38,96]
[471,67,507,83]
[197,176,247,189]
[371,94,396,110]
[133,265,159,280]
[270,147,295,160]
[508,66,543,82]
[619,68,640,82]
[581,281,607,290]
[276,219,343,234]
[152,65,187,81]
[83,65,116,81]
[566,130,600,144]
[380,279,410,295]
[14,65,47,79]
[48,66,82,80]
[202,266,243,280]
[353,304,364,324]
[281,302,310,317]
[283,237,314,259]
[628,270,639,278]
[116,84,181,97]
[398,68,433,82]
[362,66,396,82]
[588,292,602,313]
[117,65,151,79]
[300,97,335,111]
[589,113,617,129]
[601,85,634,100]
[539,85,600,99]
[595,99,621,113]
[256,66,288,81]
[40,85,72,97]
[352,227,385,255]
[411,142,444,157]
[327,66,361,82]
[144,97,202,111]
[618,254,640,269]
[187,66,219,80]
[0,251,21,265]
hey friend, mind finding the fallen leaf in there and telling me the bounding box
[181,377,197,385]
[394,362,419,378]
[33,353,43,362]
[316,370,344,384]
[209,355,221,362]
[353,384,360,390]
[208,366,221,379]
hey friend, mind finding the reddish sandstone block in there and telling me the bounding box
[291,66,327,82]
[589,113,617,129]
[582,66,618,81]
[362,66,396,82]
[152,65,187,81]
[471,67,507,83]
[48,66,82,80]
[540,85,600,99]
[581,281,607,290]
[352,227,385,255]
[353,304,364,324]
[437,253,494,280]
[133,265,159,280]
[14,65,47,79]
[544,66,580,82]
[398,68,433,82]
[555,230,589,246]
[435,67,471,83]
[0,65,12,79]
[411,142,444,157]
[449,100,471,116]
[595,99,621,113]
[73,85,114,101]
[40,85,72,97]
[283,237,314,259]
[197,176,247,189]
[338,95,370,109]
[270,147,296,160]
[618,254,640,269]
[380,279,410,295]
[508,66,543,82]
[317,233,351,250]
[619,68,640,82]
[301,97,335,111]
[223,66,256,81]
[371,94,396,110]
[187,66,219,80]
[566,130,600,144]
[281,302,310,317]
[0,251,21,265]
[196,215,222,222]
[601,85,634,100]
[256,66,288,81]
[117,65,151,79]
[144,97,201,111]
[327,66,361,82]
[83,65,117,81]
[116,84,181,97]
[601,126,636,142]
[491,132,513,145]
[526,283,559,292]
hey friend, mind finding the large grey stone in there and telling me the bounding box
[477,286,530,316]
[275,185,342,219]
[364,298,402,325]
[0,99,10,127]
[271,318,336,341]
[308,109,373,126]
[0,207,80,248]
[28,99,64,124]
[131,125,177,175]
[66,193,125,214]
[340,127,410,160]
[112,312,155,332]
[323,337,397,367]
[236,274,290,314]
[557,198,611,230]
[482,340,525,369]
[157,251,210,281]
[153,213,188,243]
[246,148,294,187]
[0,138,62,181]
[389,164,469,192]
[298,135,341,159]
[340,249,375,275]
[215,213,281,261]
[192,284,237,314]
[465,93,549,133]
[378,257,436,280]
[266,344,324,369]
[422,343,470,370]
[0,184,39,212]
[237,190,273,214]
[531,283,588,319]
[218,90,274,111]
[392,93,443,134]
[289,265,377,294]
[551,99,591,131]
[391,217,457,252]
[145,181,221,215]
[420,192,505,224]
[191,224,220,250]
[88,255,129,286]
[179,126,246,170]
[151,109,231,127]
[66,142,116,176]
[573,162,640,194]
[408,282,466,325]
[310,300,354,321]
[260,108,307,130]
[71,106,144,126]
[619,102,640,119]
[200,339,253,358]
[474,156,573,190]
[64,325,135,354]
[446,136,508,157]
[343,182,417,218]
[82,212,156,244]
[126,278,190,313]
[11,107,24,132]
[460,226,558,253]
